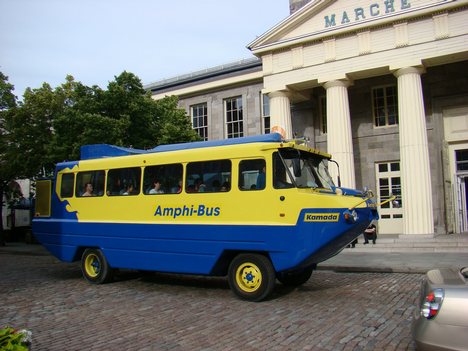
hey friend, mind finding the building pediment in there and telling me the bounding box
[249,0,464,54]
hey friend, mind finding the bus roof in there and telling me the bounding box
[80,133,284,160]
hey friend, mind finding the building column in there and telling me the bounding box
[268,91,293,139]
[323,80,356,188]
[394,67,434,235]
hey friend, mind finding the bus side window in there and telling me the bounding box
[143,163,183,195]
[76,171,106,197]
[186,160,231,193]
[238,159,266,191]
[107,167,141,196]
[60,173,75,198]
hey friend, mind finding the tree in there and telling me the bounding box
[6,83,60,177]
[0,71,200,242]
[0,72,18,244]
[50,72,199,161]
[156,95,201,145]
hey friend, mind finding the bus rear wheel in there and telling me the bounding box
[81,248,113,284]
[228,254,276,302]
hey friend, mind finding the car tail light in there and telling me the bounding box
[421,288,444,319]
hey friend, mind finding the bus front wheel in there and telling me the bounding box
[228,254,276,302]
[81,248,113,284]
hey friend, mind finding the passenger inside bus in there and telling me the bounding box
[256,166,266,190]
[82,183,94,197]
[122,184,135,195]
[149,180,164,194]
[220,182,230,192]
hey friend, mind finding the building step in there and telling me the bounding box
[346,234,468,253]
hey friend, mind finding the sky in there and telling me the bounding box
[0,0,289,98]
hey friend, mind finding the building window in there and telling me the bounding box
[456,150,468,171]
[319,96,327,134]
[191,103,208,141]
[261,94,270,134]
[372,85,398,127]
[225,96,243,138]
[376,161,402,218]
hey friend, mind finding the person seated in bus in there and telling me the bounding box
[195,179,206,192]
[171,179,182,194]
[177,179,182,193]
[256,166,266,190]
[107,179,122,196]
[82,183,94,197]
[186,184,196,193]
[220,182,230,192]
[149,180,164,194]
[122,184,135,196]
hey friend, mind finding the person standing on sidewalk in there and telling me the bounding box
[364,222,377,244]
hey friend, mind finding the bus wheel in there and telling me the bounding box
[228,254,276,302]
[276,267,313,287]
[81,248,113,284]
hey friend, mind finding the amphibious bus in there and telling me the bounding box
[32,133,378,301]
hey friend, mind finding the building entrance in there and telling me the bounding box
[376,161,403,234]
[454,149,468,233]
[455,174,468,233]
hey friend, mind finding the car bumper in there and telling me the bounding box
[412,312,468,351]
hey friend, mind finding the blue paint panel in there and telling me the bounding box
[79,133,283,160]
[33,206,377,274]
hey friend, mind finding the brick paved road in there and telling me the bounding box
[0,253,422,350]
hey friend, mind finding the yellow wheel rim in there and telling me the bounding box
[84,253,100,278]
[236,262,262,293]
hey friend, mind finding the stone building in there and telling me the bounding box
[146,0,468,236]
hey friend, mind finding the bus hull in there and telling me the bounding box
[33,206,376,275]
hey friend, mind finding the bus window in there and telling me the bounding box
[60,173,75,198]
[76,171,105,197]
[143,163,183,194]
[239,159,266,191]
[107,167,141,196]
[276,149,334,190]
[186,160,231,193]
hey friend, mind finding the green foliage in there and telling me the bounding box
[0,70,200,179]
[156,96,201,145]
[0,73,20,208]
[0,327,30,351]
[0,72,17,111]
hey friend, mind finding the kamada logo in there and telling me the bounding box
[304,213,340,222]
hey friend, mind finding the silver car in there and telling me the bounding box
[412,267,468,351]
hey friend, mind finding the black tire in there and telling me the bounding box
[276,267,313,286]
[228,254,276,302]
[81,248,113,284]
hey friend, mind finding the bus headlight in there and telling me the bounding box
[343,209,358,223]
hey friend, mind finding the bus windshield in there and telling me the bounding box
[276,149,335,190]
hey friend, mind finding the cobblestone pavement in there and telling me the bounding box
[0,253,422,351]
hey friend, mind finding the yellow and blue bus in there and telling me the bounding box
[32,133,378,301]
